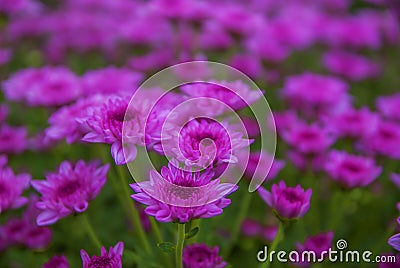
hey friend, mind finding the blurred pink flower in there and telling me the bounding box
[81,241,124,268]
[31,160,109,226]
[258,181,312,220]
[81,67,143,96]
[0,124,28,154]
[323,51,381,81]
[2,67,82,106]
[43,255,70,268]
[0,161,31,214]
[376,93,400,121]
[324,150,382,188]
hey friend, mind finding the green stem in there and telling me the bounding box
[260,221,285,268]
[115,165,151,254]
[176,223,186,268]
[81,213,102,251]
[96,144,150,253]
[224,190,252,257]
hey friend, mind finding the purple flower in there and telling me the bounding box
[183,243,226,268]
[322,51,381,81]
[1,67,82,106]
[324,150,382,188]
[43,255,70,268]
[180,80,263,111]
[31,160,109,226]
[295,232,334,265]
[237,150,285,181]
[0,124,28,154]
[46,95,106,143]
[281,72,350,116]
[362,120,400,160]
[0,162,31,214]
[258,181,312,220]
[281,122,335,154]
[81,67,143,96]
[325,107,379,139]
[376,93,400,121]
[81,95,138,165]
[389,234,400,251]
[159,118,251,169]
[0,196,52,250]
[80,241,124,268]
[287,150,326,172]
[0,48,12,66]
[131,163,237,223]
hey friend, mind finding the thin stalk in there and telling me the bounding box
[176,223,186,268]
[224,190,252,257]
[115,165,151,254]
[260,221,285,268]
[81,213,102,251]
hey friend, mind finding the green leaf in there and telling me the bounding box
[157,242,176,253]
[185,227,199,240]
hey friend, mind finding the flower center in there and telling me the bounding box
[89,256,113,268]
[0,182,8,195]
[58,180,81,198]
[282,190,302,203]
[342,161,362,173]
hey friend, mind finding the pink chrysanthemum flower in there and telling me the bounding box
[0,159,31,214]
[31,160,109,226]
[295,232,334,266]
[322,50,381,81]
[0,196,52,250]
[82,90,170,165]
[180,80,263,112]
[81,67,143,96]
[183,243,227,268]
[376,93,400,121]
[158,118,252,169]
[43,255,70,268]
[281,122,335,154]
[81,95,136,165]
[46,94,106,144]
[324,150,382,188]
[258,181,312,220]
[131,163,237,223]
[281,72,350,116]
[325,107,379,139]
[0,124,28,154]
[237,150,285,181]
[361,120,400,160]
[80,241,124,268]
[1,66,82,106]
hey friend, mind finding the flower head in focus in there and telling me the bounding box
[131,162,237,223]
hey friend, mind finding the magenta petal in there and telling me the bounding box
[37,210,60,226]
[258,187,272,206]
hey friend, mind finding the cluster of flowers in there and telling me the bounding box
[0,0,399,267]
